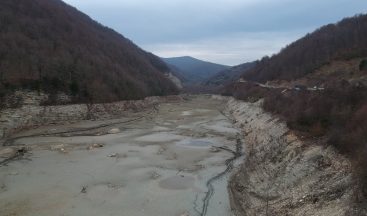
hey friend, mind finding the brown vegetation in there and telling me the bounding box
[0,0,178,105]
[243,14,367,82]
[205,61,256,86]
[360,59,367,71]
[224,81,367,198]
[222,82,270,102]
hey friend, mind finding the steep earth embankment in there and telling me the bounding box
[215,96,361,216]
[0,92,182,141]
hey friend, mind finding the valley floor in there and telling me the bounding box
[0,94,362,216]
[0,95,243,216]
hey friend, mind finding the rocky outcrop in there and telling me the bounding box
[0,92,182,141]
[214,96,358,216]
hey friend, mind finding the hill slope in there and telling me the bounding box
[163,56,230,84]
[224,14,367,205]
[205,61,256,86]
[0,0,178,104]
[242,14,367,83]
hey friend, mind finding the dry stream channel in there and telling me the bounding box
[0,96,244,216]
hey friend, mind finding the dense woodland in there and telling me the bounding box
[243,14,367,82]
[0,0,178,105]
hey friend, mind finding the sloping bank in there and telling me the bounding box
[213,96,358,216]
[0,92,182,141]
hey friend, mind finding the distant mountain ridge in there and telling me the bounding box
[0,0,178,104]
[162,56,230,85]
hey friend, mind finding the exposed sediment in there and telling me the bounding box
[1,94,361,215]
[198,134,243,216]
[0,92,182,141]
[0,95,241,216]
[216,96,358,216]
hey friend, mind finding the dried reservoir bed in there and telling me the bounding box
[0,95,243,216]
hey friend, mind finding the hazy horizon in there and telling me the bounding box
[63,0,367,65]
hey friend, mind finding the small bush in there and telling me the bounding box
[360,59,367,71]
[69,81,79,96]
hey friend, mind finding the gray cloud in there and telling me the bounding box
[142,30,309,65]
[64,0,367,65]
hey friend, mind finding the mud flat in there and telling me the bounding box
[0,95,243,216]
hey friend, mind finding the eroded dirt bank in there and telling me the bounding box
[217,96,361,216]
[0,95,243,216]
[0,93,181,141]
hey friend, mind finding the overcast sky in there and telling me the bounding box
[63,0,367,65]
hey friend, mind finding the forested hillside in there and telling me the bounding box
[205,61,255,86]
[163,56,229,84]
[0,0,178,104]
[243,14,367,82]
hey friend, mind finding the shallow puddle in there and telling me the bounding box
[159,175,196,190]
[176,139,214,148]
